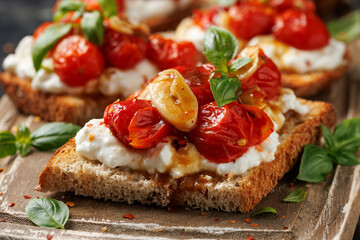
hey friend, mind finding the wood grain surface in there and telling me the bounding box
[0,40,359,239]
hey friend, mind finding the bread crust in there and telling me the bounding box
[0,72,118,125]
[37,99,336,212]
[281,50,351,97]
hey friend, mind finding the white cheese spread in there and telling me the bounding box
[248,35,347,73]
[99,60,158,97]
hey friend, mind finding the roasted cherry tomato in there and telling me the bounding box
[116,0,125,14]
[102,28,147,69]
[53,35,104,86]
[188,101,274,163]
[193,6,221,30]
[128,107,170,149]
[33,22,53,40]
[147,34,200,71]
[104,99,153,146]
[272,9,329,50]
[242,50,281,100]
[174,66,214,106]
[228,1,275,40]
[269,0,316,12]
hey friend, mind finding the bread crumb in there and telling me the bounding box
[152,228,164,232]
[245,218,252,223]
[66,202,75,207]
[229,220,236,224]
[227,171,234,180]
[88,133,95,142]
[101,227,108,232]
[34,116,42,122]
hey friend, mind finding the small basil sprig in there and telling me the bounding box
[81,11,104,46]
[297,118,360,183]
[203,26,253,107]
[327,10,360,43]
[283,189,307,203]
[251,207,277,217]
[0,122,81,158]
[26,197,69,229]
[97,0,118,18]
[53,0,86,22]
[32,23,72,71]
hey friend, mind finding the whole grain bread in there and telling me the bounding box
[37,99,336,212]
[0,72,118,125]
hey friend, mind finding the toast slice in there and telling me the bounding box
[37,99,335,213]
[0,72,118,125]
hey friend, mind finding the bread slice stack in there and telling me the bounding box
[37,99,335,212]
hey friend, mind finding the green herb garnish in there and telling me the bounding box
[328,10,360,43]
[81,11,104,46]
[251,207,277,217]
[283,189,307,203]
[297,118,360,183]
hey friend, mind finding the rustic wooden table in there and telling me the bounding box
[0,1,360,239]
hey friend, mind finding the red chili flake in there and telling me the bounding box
[86,123,93,127]
[282,215,286,219]
[66,202,75,207]
[0,168,4,173]
[290,183,294,188]
[215,218,220,222]
[123,213,135,219]
[99,121,105,125]
[24,195,31,199]
[246,236,255,240]
[0,192,3,196]
[245,218,252,223]
[8,203,15,207]
[229,220,237,224]
[46,234,53,240]
[200,212,206,216]
[182,232,186,235]
[250,224,258,227]
[284,226,288,230]
[37,196,40,199]
[0,219,6,222]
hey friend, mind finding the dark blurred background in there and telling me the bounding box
[0,0,359,239]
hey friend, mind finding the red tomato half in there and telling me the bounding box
[272,9,329,50]
[174,66,214,106]
[53,35,104,86]
[104,99,152,146]
[228,1,275,40]
[188,101,274,163]
[193,6,221,30]
[128,107,170,149]
[102,28,147,69]
[242,50,281,100]
[147,34,200,71]
[269,0,316,12]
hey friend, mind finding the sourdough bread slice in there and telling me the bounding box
[37,99,336,212]
[0,72,118,125]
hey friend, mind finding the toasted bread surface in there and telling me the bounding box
[0,72,118,125]
[38,99,336,212]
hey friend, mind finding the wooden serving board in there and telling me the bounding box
[0,40,360,239]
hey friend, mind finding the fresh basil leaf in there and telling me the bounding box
[54,0,86,21]
[203,26,239,72]
[210,74,241,107]
[321,125,335,152]
[31,122,81,151]
[32,24,72,71]
[97,0,118,18]
[81,11,104,45]
[251,207,277,217]
[15,124,32,157]
[0,131,17,158]
[333,118,360,153]
[332,151,360,166]
[297,144,333,183]
[327,10,360,43]
[229,57,253,73]
[283,189,307,203]
[25,197,69,229]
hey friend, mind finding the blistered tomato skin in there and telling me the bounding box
[128,107,171,149]
[272,10,330,50]
[242,51,282,100]
[102,28,147,69]
[174,66,214,106]
[104,100,153,146]
[193,6,221,30]
[53,35,105,87]
[228,2,275,40]
[147,34,200,71]
[188,102,274,163]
